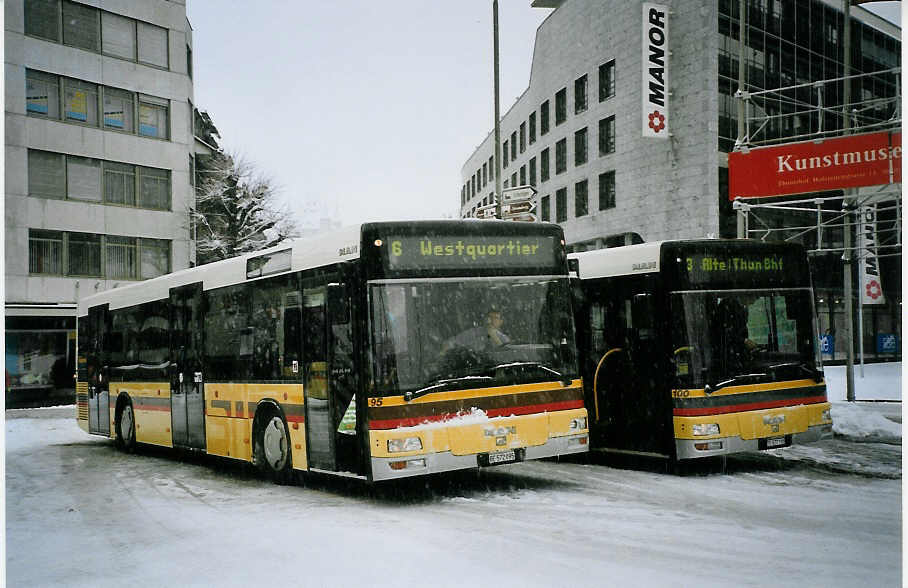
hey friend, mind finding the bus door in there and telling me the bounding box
[327,281,359,474]
[87,305,110,436]
[169,283,205,449]
[302,287,334,470]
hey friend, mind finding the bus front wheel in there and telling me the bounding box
[254,410,293,485]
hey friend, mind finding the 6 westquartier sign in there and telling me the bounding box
[729,130,902,199]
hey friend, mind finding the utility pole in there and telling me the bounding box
[493,0,503,219]
[842,0,856,402]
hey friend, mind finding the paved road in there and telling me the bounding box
[6,407,902,587]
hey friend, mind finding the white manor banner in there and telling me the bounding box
[642,3,669,139]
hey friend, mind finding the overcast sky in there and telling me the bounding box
[186,1,901,230]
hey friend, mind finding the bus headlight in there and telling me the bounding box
[693,423,720,436]
[569,417,587,430]
[388,437,422,453]
[821,408,832,423]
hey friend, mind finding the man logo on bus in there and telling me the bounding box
[866,279,882,300]
[648,110,665,133]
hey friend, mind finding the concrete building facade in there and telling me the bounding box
[5,0,196,404]
[460,0,900,363]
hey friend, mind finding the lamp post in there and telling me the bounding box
[493,0,502,219]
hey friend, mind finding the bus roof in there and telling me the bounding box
[78,223,364,314]
[569,241,668,279]
[569,239,806,280]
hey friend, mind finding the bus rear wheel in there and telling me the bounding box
[254,411,293,485]
[115,400,136,453]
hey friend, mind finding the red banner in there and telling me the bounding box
[729,131,901,200]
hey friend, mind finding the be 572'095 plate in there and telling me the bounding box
[484,449,517,466]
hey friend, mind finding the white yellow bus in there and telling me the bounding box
[569,239,832,463]
[77,220,588,482]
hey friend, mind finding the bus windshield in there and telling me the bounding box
[369,277,577,396]
[671,289,820,390]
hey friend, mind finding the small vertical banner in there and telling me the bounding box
[642,3,669,139]
[858,205,885,305]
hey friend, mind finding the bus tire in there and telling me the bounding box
[254,408,293,485]
[115,397,136,453]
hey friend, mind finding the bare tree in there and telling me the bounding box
[192,152,299,265]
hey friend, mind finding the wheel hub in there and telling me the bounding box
[262,417,288,469]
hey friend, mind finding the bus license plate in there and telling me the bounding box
[766,436,787,448]
[487,450,516,465]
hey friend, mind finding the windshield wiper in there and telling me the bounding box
[490,361,573,386]
[705,372,768,394]
[404,375,494,402]
[768,361,823,382]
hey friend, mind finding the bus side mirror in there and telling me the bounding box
[327,283,349,325]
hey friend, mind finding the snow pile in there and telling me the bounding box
[831,402,902,443]
[823,362,901,402]
[397,406,491,430]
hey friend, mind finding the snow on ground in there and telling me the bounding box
[824,361,902,401]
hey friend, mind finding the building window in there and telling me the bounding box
[482,162,487,186]
[138,95,169,139]
[520,165,527,186]
[511,172,517,186]
[27,150,65,199]
[187,44,193,79]
[102,11,136,59]
[503,179,509,189]
[541,195,550,222]
[575,75,588,114]
[520,122,526,153]
[63,78,98,125]
[529,157,537,186]
[599,60,615,102]
[67,232,103,277]
[488,156,494,179]
[540,100,550,135]
[529,112,536,144]
[103,161,136,205]
[540,148,550,182]
[599,116,616,155]
[24,1,170,70]
[106,236,138,279]
[28,149,170,210]
[575,179,589,217]
[510,131,517,160]
[555,88,567,125]
[575,127,588,166]
[555,138,567,174]
[138,21,169,68]
[556,187,567,222]
[140,238,171,278]
[25,0,60,42]
[599,171,616,210]
[26,70,59,117]
[28,229,63,275]
[66,156,102,202]
[503,139,509,167]
[103,87,135,132]
[62,1,100,52]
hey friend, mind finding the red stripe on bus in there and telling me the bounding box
[134,403,171,412]
[368,399,584,430]
[672,395,828,417]
[286,414,305,424]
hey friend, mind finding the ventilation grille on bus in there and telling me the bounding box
[76,382,89,421]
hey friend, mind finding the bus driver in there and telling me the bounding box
[443,308,511,354]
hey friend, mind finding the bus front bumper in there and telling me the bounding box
[675,423,834,460]
[370,433,589,481]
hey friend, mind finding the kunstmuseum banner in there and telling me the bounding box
[729,131,901,199]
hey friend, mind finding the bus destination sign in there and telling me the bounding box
[683,253,790,284]
[385,235,556,270]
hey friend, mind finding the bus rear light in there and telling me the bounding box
[693,423,720,436]
[694,442,723,451]
[388,437,422,453]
